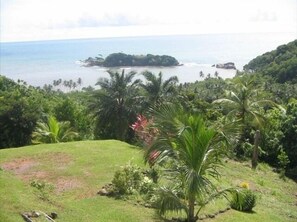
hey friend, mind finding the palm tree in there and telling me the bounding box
[213,75,278,157]
[199,71,204,78]
[77,77,82,90]
[145,105,230,222]
[140,71,178,107]
[214,71,219,78]
[32,115,78,144]
[90,69,141,141]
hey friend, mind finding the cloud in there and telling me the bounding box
[56,14,150,29]
[250,11,278,22]
[1,0,296,42]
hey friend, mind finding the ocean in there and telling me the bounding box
[0,33,296,87]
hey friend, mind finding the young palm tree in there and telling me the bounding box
[145,105,230,222]
[90,69,141,141]
[140,71,178,107]
[32,115,78,144]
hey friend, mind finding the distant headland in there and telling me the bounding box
[82,52,181,67]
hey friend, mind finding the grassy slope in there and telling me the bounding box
[0,140,296,222]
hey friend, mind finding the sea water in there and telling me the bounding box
[0,33,296,87]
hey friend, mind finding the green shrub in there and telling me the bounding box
[277,148,290,179]
[140,176,155,194]
[144,167,159,183]
[230,189,256,212]
[30,180,54,201]
[112,163,143,195]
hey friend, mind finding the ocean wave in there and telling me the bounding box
[182,62,212,67]
[75,60,85,65]
[94,68,108,71]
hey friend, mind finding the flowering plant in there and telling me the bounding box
[239,181,250,189]
[131,114,160,165]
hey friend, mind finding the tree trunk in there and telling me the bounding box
[188,197,196,222]
[116,106,127,141]
[252,130,260,169]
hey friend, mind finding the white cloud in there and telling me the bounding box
[1,0,296,42]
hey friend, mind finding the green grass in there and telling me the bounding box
[0,140,296,222]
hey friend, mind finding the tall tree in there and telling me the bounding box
[0,76,42,148]
[140,71,178,107]
[90,69,141,141]
[213,75,277,157]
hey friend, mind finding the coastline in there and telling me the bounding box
[1,32,293,87]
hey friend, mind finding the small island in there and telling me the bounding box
[212,62,236,70]
[82,52,180,67]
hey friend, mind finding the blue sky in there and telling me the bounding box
[1,0,296,42]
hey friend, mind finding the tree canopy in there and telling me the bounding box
[244,39,297,83]
[83,53,180,67]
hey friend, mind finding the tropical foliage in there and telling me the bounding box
[32,115,78,143]
[143,104,230,221]
[0,76,41,148]
[213,75,276,157]
[230,189,256,212]
[244,39,297,83]
[90,69,141,141]
[140,71,178,107]
[0,39,296,181]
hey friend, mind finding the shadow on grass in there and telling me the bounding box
[241,210,257,214]
[127,144,144,151]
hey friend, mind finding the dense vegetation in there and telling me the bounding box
[83,52,180,67]
[0,40,297,221]
[244,39,297,83]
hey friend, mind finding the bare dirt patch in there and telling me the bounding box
[1,158,38,175]
[1,152,72,177]
[1,152,73,180]
[21,171,51,181]
[1,153,87,195]
[55,177,83,193]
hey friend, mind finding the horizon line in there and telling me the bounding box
[1,31,296,44]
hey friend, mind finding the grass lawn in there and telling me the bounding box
[0,140,296,221]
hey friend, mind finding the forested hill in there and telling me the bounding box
[243,39,297,83]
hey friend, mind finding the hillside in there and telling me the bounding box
[243,39,297,83]
[0,140,296,222]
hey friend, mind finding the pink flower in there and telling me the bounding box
[131,115,147,131]
[131,114,157,147]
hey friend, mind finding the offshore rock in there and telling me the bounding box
[214,62,236,69]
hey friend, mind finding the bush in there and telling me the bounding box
[143,167,159,183]
[111,163,158,197]
[112,163,143,195]
[230,189,256,212]
[30,180,54,201]
[140,176,155,194]
[277,148,290,179]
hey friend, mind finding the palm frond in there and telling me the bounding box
[32,116,78,144]
[153,186,188,216]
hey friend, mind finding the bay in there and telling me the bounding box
[0,32,295,87]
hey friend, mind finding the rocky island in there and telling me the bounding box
[212,62,236,70]
[82,52,180,67]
